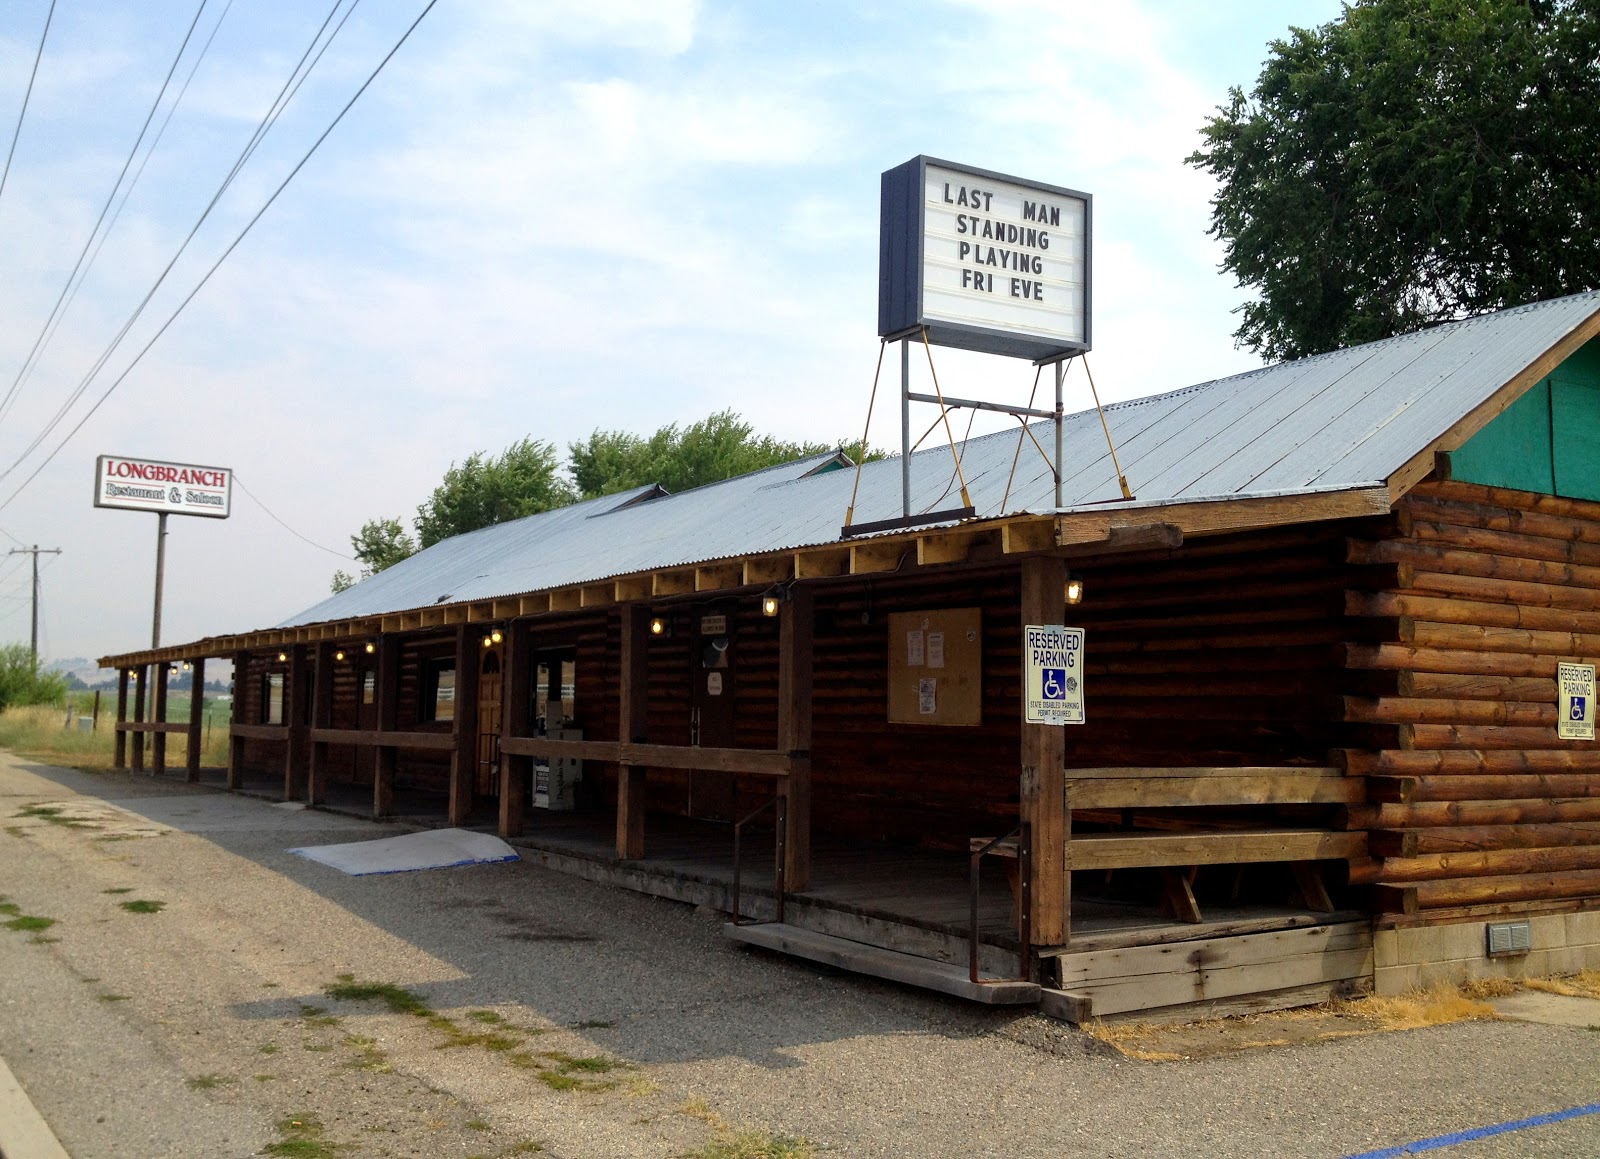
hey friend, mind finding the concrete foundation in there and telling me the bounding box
[1375,911,1600,994]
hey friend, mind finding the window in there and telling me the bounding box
[263,672,284,725]
[534,655,576,733]
[422,660,456,723]
[361,671,375,706]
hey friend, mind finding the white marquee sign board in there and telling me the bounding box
[1024,624,1084,725]
[94,454,232,519]
[880,156,1091,361]
[1559,661,1596,741]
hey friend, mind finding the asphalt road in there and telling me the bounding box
[1,752,1598,1159]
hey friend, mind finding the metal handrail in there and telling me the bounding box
[969,822,1032,985]
[731,793,788,926]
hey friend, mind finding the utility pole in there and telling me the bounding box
[8,544,62,673]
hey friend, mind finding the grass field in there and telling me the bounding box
[0,701,231,771]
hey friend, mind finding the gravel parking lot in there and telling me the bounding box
[2,751,1598,1159]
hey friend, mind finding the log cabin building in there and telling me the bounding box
[101,291,1600,1020]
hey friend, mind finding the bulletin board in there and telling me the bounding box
[887,608,983,726]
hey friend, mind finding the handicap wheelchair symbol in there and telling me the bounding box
[1572,695,1589,722]
[1041,668,1067,700]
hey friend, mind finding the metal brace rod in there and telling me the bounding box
[905,391,1057,420]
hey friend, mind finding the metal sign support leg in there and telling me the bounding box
[900,337,911,517]
[152,512,168,648]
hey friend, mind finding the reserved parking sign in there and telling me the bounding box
[1559,661,1596,741]
[1024,624,1084,725]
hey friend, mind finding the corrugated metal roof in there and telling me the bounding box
[281,291,1600,629]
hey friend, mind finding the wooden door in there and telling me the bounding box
[477,648,503,796]
[689,610,736,821]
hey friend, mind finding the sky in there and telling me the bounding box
[0,0,1346,664]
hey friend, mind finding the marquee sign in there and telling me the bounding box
[879,155,1091,361]
[94,454,232,519]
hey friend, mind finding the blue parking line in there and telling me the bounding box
[1344,1101,1600,1158]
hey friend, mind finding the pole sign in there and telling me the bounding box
[1558,661,1596,741]
[94,455,231,519]
[879,155,1091,361]
[1024,624,1084,725]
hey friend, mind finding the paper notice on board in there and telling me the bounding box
[926,631,945,668]
[918,677,937,714]
[906,630,926,667]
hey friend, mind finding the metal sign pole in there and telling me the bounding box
[1054,360,1065,509]
[152,511,168,648]
[900,337,911,517]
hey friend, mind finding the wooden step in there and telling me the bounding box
[724,922,1040,1005]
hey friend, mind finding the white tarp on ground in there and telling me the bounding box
[289,828,519,876]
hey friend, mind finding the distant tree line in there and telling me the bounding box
[332,410,873,592]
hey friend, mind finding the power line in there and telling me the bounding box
[0,0,240,431]
[0,0,55,208]
[0,0,441,514]
[233,474,354,560]
[0,0,362,482]
[0,0,213,428]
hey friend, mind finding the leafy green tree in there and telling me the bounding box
[1189,0,1600,361]
[414,437,573,548]
[569,409,856,499]
[0,644,67,710]
[331,517,418,592]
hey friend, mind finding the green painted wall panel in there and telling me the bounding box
[1552,344,1600,500]
[1451,379,1555,494]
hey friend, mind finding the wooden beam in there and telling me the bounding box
[1068,775,1364,810]
[499,620,531,838]
[1067,829,1366,871]
[743,556,793,586]
[114,668,129,770]
[519,593,552,616]
[849,541,905,574]
[617,605,648,859]
[374,636,399,819]
[580,583,614,608]
[549,588,582,612]
[778,586,813,890]
[185,658,205,783]
[1055,487,1392,548]
[1020,555,1068,946]
[695,564,741,592]
[282,645,307,801]
[653,570,695,597]
[794,547,850,579]
[450,626,478,825]
[916,529,975,566]
[307,644,334,805]
[227,652,247,789]
[131,665,147,771]
[614,577,651,603]
[309,728,455,750]
[1003,519,1056,555]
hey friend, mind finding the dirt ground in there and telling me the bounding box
[5,753,1600,1159]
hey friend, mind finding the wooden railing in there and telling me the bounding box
[500,736,794,777]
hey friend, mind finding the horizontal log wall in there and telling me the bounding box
[1345,479,1600,920]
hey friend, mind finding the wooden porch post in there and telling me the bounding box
[373,636,399,818]
[1020,556,1068,947]
[499,620,531,838]
[131,665,147,771]
[449,626,480,826]
[778,586,814,891]
[227,651,247,790]
[308,643,334,805]
[152,662,170,774]
[114,668,129,769]
[616,604,648,860]
[185,658,205,783]
[282,644,307,801]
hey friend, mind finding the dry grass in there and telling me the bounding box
[1345,985,1498,1031]
[0,703,230,771]
[1523,968,1600,999]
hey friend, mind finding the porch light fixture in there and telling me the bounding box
[490,628,503,645]
[277,652,288,662]
[649,615,669,637]
[364,641,376,654]
[761,582,794,618]
[1065,574,1084,606]
[181,661,191,672]
[481,634,493,649]
[334,649,346,662]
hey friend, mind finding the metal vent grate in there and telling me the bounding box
[1486,921,1532,957]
